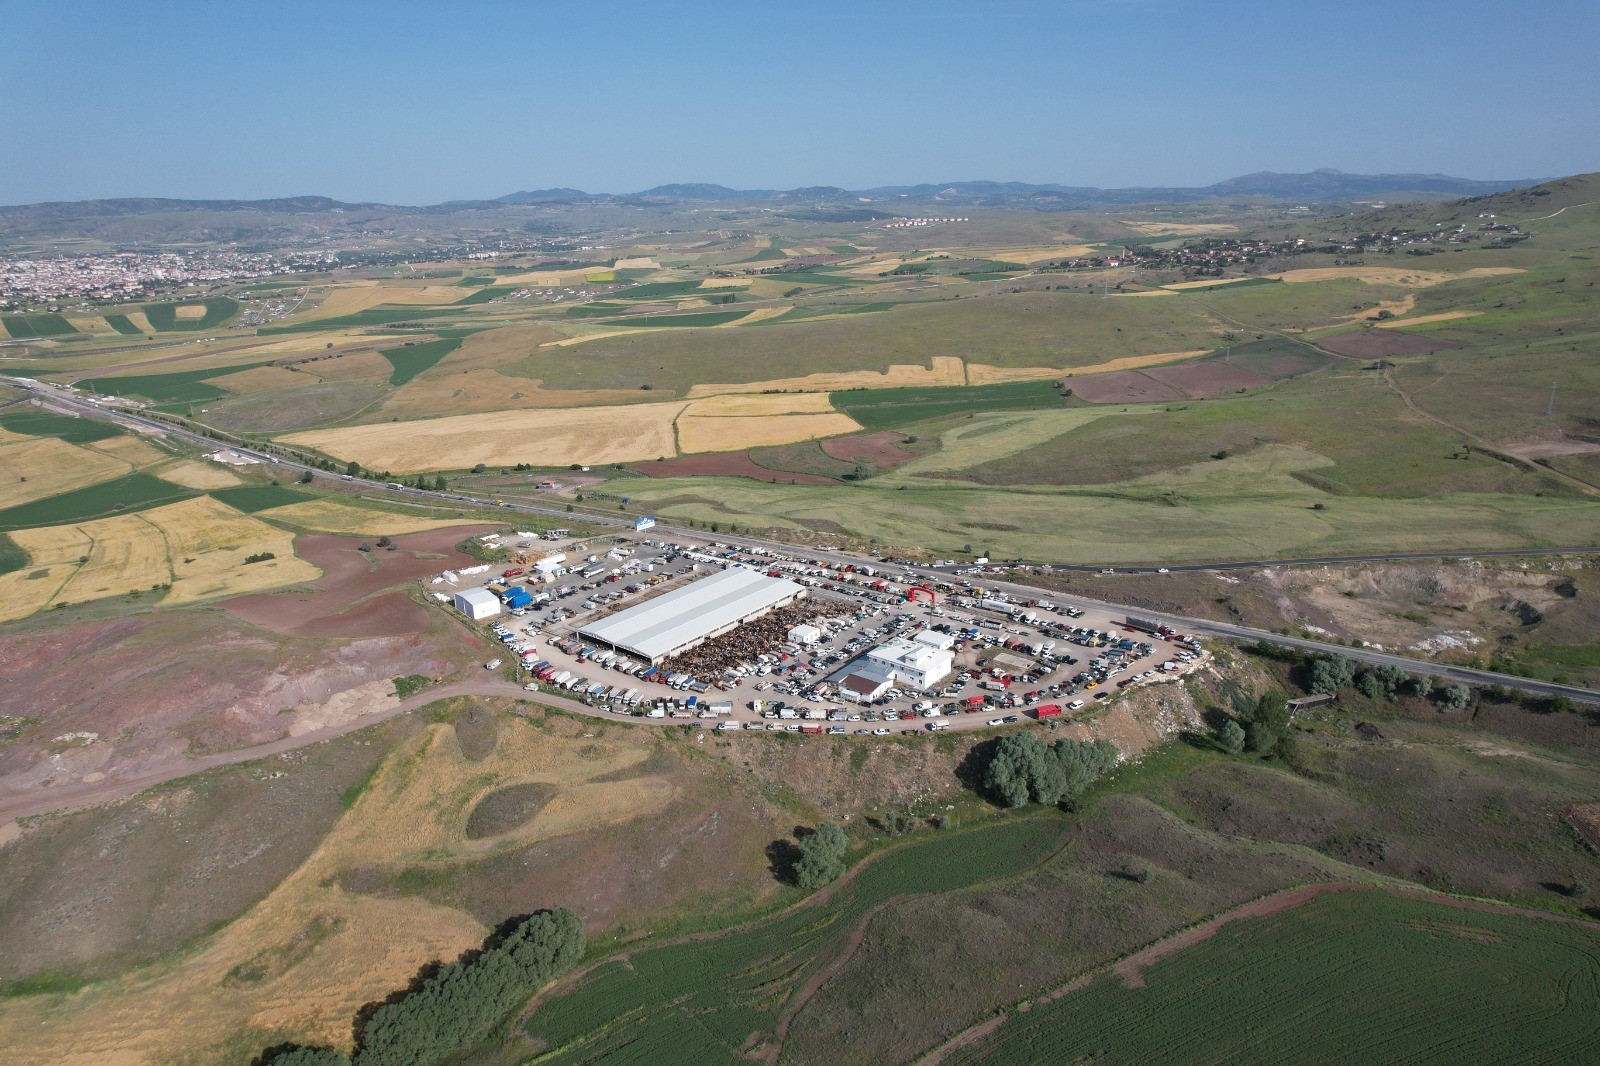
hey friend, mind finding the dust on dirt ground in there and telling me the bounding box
[0,606,479,815]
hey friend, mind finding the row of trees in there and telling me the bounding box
[1306,652,1470,710]
[264,909,585,1066]
[980,734,1119,809]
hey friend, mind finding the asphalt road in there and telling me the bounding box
[7,376,1597,708]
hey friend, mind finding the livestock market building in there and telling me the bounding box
[578,565,805,664]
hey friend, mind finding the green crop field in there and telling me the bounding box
[833,380,1068,429]
[101,314,143,336]
[259,305,471,333]
[622,309,752,328]
[76,361,272,405]
[521,819,1064,1063]
[607,280,714,300]
[0,408,122,444]
[0,473,196,532]
[140,297,239,332]
[378,335,467,386]
[1,314,79,339]
[207,485,313,514]
[950,890,1600,1065]
[454,285,517,305]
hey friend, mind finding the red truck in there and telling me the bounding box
[503,567,526,578]
[1033,704,1063,720]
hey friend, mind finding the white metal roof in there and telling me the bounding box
[579,566,802,660]
[455,587,500,607]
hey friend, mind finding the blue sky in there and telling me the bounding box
[4,0,1597,205]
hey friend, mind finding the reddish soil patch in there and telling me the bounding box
[0,611,478,817]
[1316,329,1461,358]
[1143,361,1269,397]
[637,453,838,485]
[821,431,913,468]
[1067,370,1185,403]
[224,524,490,638]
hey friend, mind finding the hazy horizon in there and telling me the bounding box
[3,0,1597,205]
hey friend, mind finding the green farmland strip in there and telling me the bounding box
[102,314,143,336]
[950,889,1600,1065]
[0,533,27,575]
[609,280,712,300]
[523,819,1063,1063]
[379,336,466,386]
[0,473,197,532]
[0,408,122,443]
[77,361,273,405]
[141,297,239,331]
[208,485,313,514]
[622,310,751,328]
[455,286,517,305]
[832,380,1068,429]
[260,306,470,333]
[1,314,78,339]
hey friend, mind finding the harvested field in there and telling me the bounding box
[1315,330,1461,358]
[639,452,837,485]
[174,304,207,320]
[378,284,473,305]
[286,283,392,323]
[820,431,914,468]
[433,321,568,372]
[1272,265,1526,286]
[152,460,242,490]
[1067,370,1185,403]
[283,401,687,472]
[719,305,791,326]
[613,256,660,270]
[1160,275,1267,290]
[1143,361,1270,396]
[698,277,752,289]
[681,392,841,418]
[492,267,606,288]
[224,526,488,637]
[1124,221,1238,236]
[686,355,967,397]
[983,349,1208,386]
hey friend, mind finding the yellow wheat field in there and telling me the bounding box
[284,401,688,471]
[0,718,677,1064]
[0,435,132,509]
[0,498,316,621]
[152,460,243,490]
[375,370,651,421]
[685,355,967,397]
[1160,276,1271,291]
[1377,310,1484,328]
[970,349,1210,385]
[676,411,860,453]
[376,285,471,305]
[680,392,841,418]
[613,256,660,270]
[261,499,479,535]
[82,435,169,467]
[718,305,790,326]
[121,311,154,333]
[174,304,208,320]
[489,267,602,288]
[699,277,752,289]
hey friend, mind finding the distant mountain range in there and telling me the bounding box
[2,169,1542,219]
[0,170,1550,247]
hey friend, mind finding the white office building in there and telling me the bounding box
[866,636,953,690]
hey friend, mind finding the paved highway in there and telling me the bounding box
[7,376,1597,706]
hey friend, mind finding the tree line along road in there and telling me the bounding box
[7,377,1597,708]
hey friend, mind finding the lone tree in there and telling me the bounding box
[1436,684,1472,711]
[792,822,849,889]
[1219,719,1246,754]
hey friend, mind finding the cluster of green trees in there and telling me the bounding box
[792,822,849,889]
[1307,652,1467,710]
[1220,689,1292,754]
[264,909,585,1066]
[981,733,1118,809]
